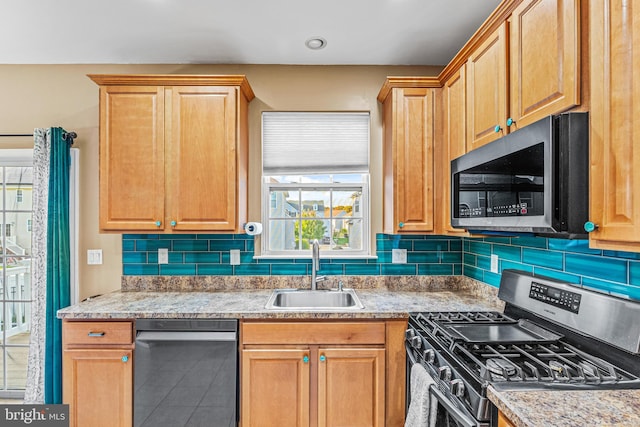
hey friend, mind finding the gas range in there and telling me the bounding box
[405,270,640,427]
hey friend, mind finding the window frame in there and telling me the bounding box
[261,178,371,258]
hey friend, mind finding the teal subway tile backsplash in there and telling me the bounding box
[197,264,233,275]
[173,240,209,252]
[522,248,563,270]
[462,235,640,300]
[565,253,627,283]
[123,233,463,279]
[160,264,196,275]
[121,233,640,300]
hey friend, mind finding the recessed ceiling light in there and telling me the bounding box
[305,37,327,50]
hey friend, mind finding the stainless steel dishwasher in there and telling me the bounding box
[134,319,238,427]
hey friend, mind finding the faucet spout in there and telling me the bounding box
[311,239,325,290]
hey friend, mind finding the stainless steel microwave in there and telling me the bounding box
[451,112,589,237]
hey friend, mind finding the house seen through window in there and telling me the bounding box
[262,112,370,257]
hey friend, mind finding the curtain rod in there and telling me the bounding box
[0,131,77,144]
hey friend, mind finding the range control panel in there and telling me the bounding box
[529,281,581,314]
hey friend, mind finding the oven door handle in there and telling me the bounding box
[405,341,418,364]
[429,385,480,427]
[406,341,481,427]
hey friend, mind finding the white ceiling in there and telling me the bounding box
[0,0,501,65]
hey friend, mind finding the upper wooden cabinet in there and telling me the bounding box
[509,0,580,129]
[89,74,254,233]
[378,78,439,234]
[588,1,640,251]
[437,65,469,235]
[465,0,580,151]
[466,22,509,151]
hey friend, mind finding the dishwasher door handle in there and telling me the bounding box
[135,331,237,342]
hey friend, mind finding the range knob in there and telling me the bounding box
[450,379,465,398]
[409,336,422,349]
[405,329,415,340]
[422,349,435,364]
[438,366,451,381]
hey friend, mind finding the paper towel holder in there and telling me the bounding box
[244,222,263,235]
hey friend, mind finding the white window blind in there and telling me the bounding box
[262,112,370,175]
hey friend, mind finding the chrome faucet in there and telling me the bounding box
[311,239,326,290]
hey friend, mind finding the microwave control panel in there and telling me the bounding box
[529,281,581,313]
[490,203,529,216]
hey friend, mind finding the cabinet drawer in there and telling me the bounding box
[63,321,134,346]
[242,321,386,345]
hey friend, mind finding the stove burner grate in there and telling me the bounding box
[454,340,632,385]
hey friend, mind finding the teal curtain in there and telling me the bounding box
[44,128,72,404]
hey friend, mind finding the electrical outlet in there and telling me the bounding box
[158,248,169,264]
[490,254,499,273]
[392,248,407,264]
[230,249,241,265]
[87,249,103,265]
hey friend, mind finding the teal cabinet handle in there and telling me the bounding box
[506,117,515,127]
[319,355,326,362]
[398,222,404,228]
[170,220,177,227]
[155,221,162,227]
[303,355,309,363]
[121,355,129,363]
[494,125,502,133]
[584,221,598,233]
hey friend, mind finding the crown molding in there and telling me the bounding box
[87,74,255,101]
[377,76,441,103]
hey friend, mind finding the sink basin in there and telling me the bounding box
[265,289,364,310]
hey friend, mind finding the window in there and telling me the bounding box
[262,112,370,257]
[0,150,33,397]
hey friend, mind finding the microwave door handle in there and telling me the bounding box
[429,385,480,427]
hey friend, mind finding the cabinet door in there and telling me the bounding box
[467,22,508,151]
[99,86,165,231]
[498,410,516,427]
[167,86,239,231]
[241,348,310,427]
[441,65,468,235]
[509,0,580,129]
[63,349,133,427]
[317,348,385,427]
[391,88,434,233]
[589,0,640,250]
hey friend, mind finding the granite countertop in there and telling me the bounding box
[57,275,504,319]
[57,288,503,319]
[488,387,640,427]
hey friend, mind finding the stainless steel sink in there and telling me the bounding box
[265,288,364,310]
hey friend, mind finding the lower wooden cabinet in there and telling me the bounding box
[63,349,133,427]
[62,320,134,427]
[242,348,311,427]
[240,320,405,427]
[317,348,385,427]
